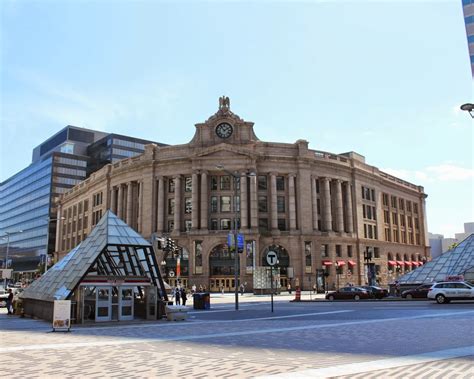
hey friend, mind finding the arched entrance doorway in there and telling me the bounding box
[262,244,290,288]
[209,244,238,292]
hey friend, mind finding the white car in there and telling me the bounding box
[427,281,474,304]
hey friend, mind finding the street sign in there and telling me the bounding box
[0,269,13,279]
[227,233,234,248]
[266,251,278,266]
[237,234,244,249]
[168,271,175,277]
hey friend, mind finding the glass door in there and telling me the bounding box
[96,287,111,322]
[119,287,134,321]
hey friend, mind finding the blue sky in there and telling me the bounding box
[1,0,472,238]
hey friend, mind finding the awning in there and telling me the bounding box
[336,260,346,267]
[348,260,356,266]
[404,261,412,266]
[322,260,333,266]
[388,260,397,266]
[396,261,404,265]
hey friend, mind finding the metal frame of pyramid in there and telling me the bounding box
[397,234,474,284]
[21,210,168,302]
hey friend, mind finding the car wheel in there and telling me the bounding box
[436,294,447,304]
[328,295,334,301]
[406,294,413,299]
[354,295,360,301]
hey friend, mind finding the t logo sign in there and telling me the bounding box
[266,251,278,266]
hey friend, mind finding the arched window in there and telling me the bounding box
[209,244,236,276]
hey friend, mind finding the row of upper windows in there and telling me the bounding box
[361,186,376,201]
[0,205,49,231]
[55,156,87,168]
[383,210,420,229]
[0,184,50,215]
[382,193,418,214]
[112,148,142,158]
[385,228,421,245]
[0,196,50,223]
[320,244,354,258]
[0,157,52,193]
[112,138,145,150]
[167,175,287,193]
[53,166,87,177]
[465,15,474,24]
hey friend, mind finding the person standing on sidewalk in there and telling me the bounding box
[6,289,14,315]
[174,287,181,305]
[180,287,187,306]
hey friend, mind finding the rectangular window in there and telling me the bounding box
[210,196,218,213]
[391,196,397,208]
[210,219,218,230]
[347,245,353,257]
[168,220,174,232]
[277,218,286,231]
[258,218,268,231]
[401,232,407,244]
[78,202,82,215]
[168,178,175,193]
[371,189,375,201]
[406,201,412,212]
[392,212,398,225]
[316,179,320,194]
[220,219,231,230]
[384,210,390,223]
[383,193,389,206]
[185,177,192,192]
[277,196,285,213]
[336,244,341,257]
[409,232,414,244]
[73,205,77,216]
[84,200,88,212]
[220,176,231,190]
[385,228,391,241]
[210,176,218,191]
[368,224,373,239]
[168,198,175,215]
[258,175,267,190]
[374,247,380,258]
[393,229,399,243]
[399,198,405,210]
[321,244,328,258]
[317,198,321,214]
[220,196,231,212]
[276,176,285,191]
[185,220,192,231]
[400,215,406,227]
[413,203,419,214]
[414,218,419,229]
[185,197,192,214]
[408,217,413,228]
[258,196,268,212]
[305,242,312,268]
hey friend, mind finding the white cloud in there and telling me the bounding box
[382,164,474,184]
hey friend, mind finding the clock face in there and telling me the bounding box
[216,123,233,139]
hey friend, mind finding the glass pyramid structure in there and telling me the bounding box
[21,210,167,302]
[398,234,474,284]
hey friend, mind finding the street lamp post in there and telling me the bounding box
[460,103,474,118]
[2,230,23,289]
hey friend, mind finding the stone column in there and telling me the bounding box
[117,184,123,220]
[335,180,344,232]
[249,174,258,229]
[111,186,117,214]
[322,178,332,231]
[157,177,165,233]
[138,181,143,233]
[311,177,318,230]
[344,181,354,233]
[126,182,133,226]
[173,175,182,233]
[200,172,208,230]
[240,174,248,229]
[270,173,278,231]
[191,172,199,230]
[289,174,297,231]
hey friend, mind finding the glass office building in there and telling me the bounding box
[0,125,164,276]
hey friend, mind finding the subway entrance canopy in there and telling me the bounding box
[21,210,168,323]
[397,234,474,284]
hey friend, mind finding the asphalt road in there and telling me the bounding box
[0,295,473,378]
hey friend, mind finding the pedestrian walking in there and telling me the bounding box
[312,284,317,294]
[6,289,14,315]
[240,283,245,295]
[199,284,203,292]
[221,285,224,295]
[174,287,181,305]
[287,283,292,294]
[181,287,187,306]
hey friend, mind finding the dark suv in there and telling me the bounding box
[401,284,432,299]
[359,286,389,299]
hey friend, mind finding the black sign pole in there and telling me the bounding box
[270,266,274,313]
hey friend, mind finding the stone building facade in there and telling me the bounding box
[55,99,430,291]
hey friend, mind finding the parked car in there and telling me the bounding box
[0,292,8,308]
[401,284,433,299]
[325,287,371,301]
[428,281,474,304]
[359,285,389,299]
